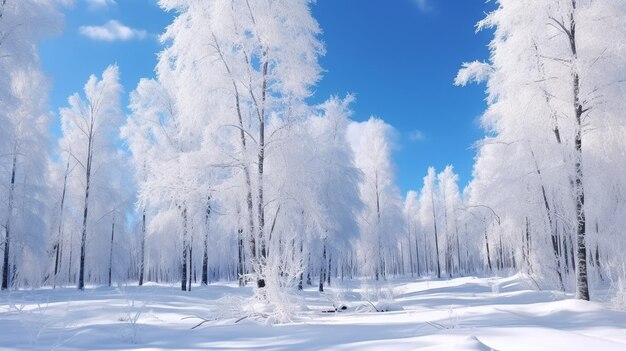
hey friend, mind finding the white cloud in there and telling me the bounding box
[86,0,117,10]
[416,0,432,12]
[79,20,147,42]
[409,129,425,141]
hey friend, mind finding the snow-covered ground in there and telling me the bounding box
[1,275,625,350]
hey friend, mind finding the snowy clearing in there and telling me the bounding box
[1,275,625,350]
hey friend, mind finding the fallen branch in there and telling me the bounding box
[365,299,380,313]
[182,316,218,330]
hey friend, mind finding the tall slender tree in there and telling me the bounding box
[58,65,122,290]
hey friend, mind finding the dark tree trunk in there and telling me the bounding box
[484,220,492,272]
[327,251,332,286]
[202,197,211,286]
[563,235,570,273]
[498,233,504,270]
[139,209,146,286]
[319,244,326,292]
[255,58,269,290]
[188,241,192,292]
[78,122,95,291]
[237,228,245,287]
[108,217,115,287]
[181,207,188,291]
[524,217,531,269]
[298,240,304,290]
[53,242,62,288]
[53,161,70,288]
[565,0,589,300]
[530,147,565,290]
[2,152,17,290]
[67,239,73,284]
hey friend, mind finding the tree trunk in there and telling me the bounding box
[255,58,269,289]
[415,230,420,276]
[441,188,451,277]
[498,232,504,270]
[319,243,326,292]
[237,227,245,287]
[2,152,17,290]
[188,237,192,292]
[108,216,115,287]
[181,207,188,291]
[298,240,304,290]
[67,238,73,284]
[454,218,461,275]
[565,0,589,300]
[139,209,146,286]
[431,189,441,278]
[484,219,492,272]
[327,251,332,286]
[529,147,565,290]
[53,161,70,288]
[524,217,531,270]
[408,232,414,277]
[307,253,312,285]
[78,125,95,291]
[202,197,211,286]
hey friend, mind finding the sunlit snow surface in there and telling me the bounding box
[1,275,625,350]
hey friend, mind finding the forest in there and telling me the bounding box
[1,1,626,350]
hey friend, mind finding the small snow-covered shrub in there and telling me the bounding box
[356,280,400,313]
[116,286,146,344]
[322,285,349,312]
[446,306,461,329]
[118,298,145,344]
[247,262,301,324]
[360,279,396,302]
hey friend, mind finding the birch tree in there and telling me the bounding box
[418,167,441,278]
[157,0,324,291]
[348,117,404,280]
[457,0,626,300]
[58,65,123,290]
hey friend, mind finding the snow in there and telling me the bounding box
[1,275,625,350]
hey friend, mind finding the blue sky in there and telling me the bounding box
[40,0,494,194]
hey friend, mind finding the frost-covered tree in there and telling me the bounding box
[437,166,464,276]
[457,0,626,300]
[57,65,124,290]
[0,0,63,290]
[404,190,422,277]
[122,79,174,286]
[349,117,404,280]
[291,95,362,292]
[155,0,325,291]
[418,167,441,278]
[1,69,52,289]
